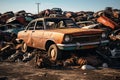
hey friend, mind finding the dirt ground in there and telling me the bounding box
[0,60,120,80]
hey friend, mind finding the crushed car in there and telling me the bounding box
[0,11,14,24]
[76,21,95,27]
[0,30,17,61]
[96,16,120,61]
[51,8,63,15]
[0,24,24,35]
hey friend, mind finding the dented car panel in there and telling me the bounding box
[31,30,65,49]
[18,30,65,50]
[17,17,108,51]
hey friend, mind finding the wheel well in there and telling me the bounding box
[45,40,55,51]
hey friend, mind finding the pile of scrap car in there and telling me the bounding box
[0,7,120,69]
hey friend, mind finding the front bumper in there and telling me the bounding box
[57,40,109,50]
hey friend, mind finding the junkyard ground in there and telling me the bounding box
[0,60,120,80]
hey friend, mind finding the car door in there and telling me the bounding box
[31,20,45,49]
[24,21,36,47]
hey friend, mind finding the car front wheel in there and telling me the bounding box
[48,44,61,61]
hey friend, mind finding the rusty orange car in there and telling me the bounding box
[17,17,109,61]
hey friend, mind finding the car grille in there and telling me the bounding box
[72,34,101,43]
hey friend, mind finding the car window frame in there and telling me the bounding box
[25,21,37,31]
[35,21,44,30]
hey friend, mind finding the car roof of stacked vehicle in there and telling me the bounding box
[33,17,71,21]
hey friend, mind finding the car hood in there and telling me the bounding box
[47,28,104,35]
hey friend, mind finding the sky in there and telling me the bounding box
[0,0,120,14]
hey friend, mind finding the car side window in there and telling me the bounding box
[27,22,36,30]
[35,21,44,30]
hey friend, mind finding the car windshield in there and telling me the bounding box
[45,18,79,29]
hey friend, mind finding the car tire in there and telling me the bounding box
[21,41,28,53]
[48,44,61,61]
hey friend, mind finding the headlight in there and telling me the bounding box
[101,33,106,38]
[64,35,72,42]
